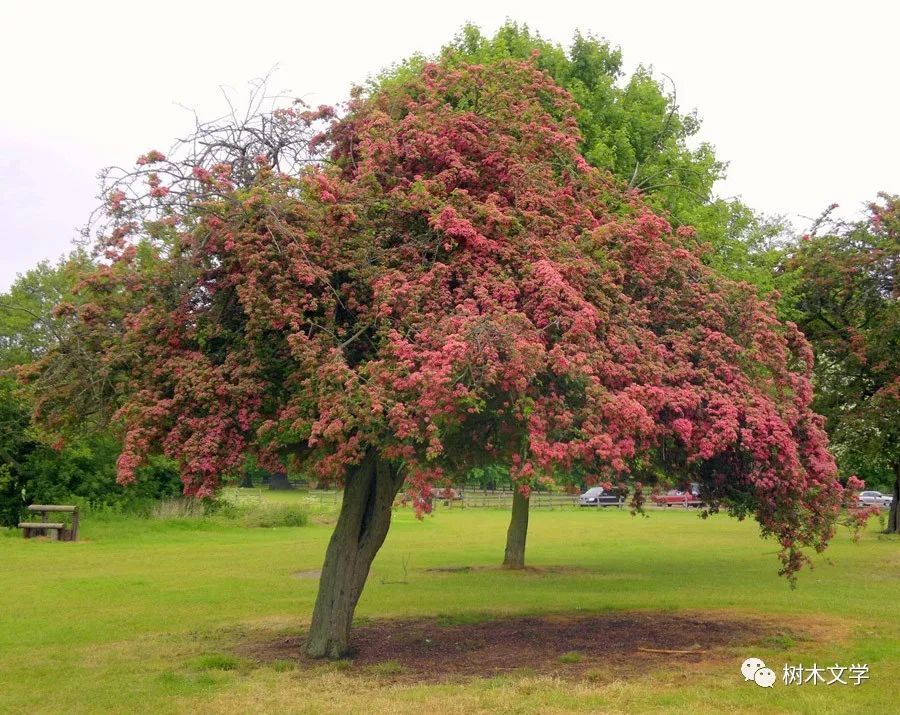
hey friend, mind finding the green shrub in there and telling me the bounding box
[241,504,309,528]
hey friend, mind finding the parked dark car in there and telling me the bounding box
[578,487,623,507]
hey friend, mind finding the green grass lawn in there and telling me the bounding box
[1,493,897,714]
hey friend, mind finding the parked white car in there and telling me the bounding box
[857,491,894,509]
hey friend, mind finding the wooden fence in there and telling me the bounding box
[440,490,583,509]
[246,486,702,512]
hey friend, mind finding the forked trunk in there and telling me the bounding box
[503,488,529,569]
[887,461,900,535]
[305,453,403,659]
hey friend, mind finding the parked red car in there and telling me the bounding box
[651,484,703,508]
[430,487,463,502]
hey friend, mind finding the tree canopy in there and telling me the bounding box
[379,22,784,291]
[26,57,847,655]
[34,58,843,563]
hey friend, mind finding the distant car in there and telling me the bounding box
[858,491,893,509]
[578,487,623,507]
[651,484,703,508]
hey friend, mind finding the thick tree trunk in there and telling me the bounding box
[887,462,900,534]
[503,488,529,569]
[305,453,403,659]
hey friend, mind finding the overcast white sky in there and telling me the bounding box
[1,0,897,291]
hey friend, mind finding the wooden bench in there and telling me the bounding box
[19,505,79,541]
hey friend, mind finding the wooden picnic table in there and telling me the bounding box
[19,505,79,541]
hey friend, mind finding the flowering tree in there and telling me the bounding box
[382,23,793,561]
[30,60,844,658]
[783,195,900,533]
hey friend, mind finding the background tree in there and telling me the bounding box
[1,258,96,524]
[0,255,92,370]
[0,378,38,526]
[0,257,183,522]
[782,194,900,532]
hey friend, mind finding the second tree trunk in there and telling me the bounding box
[887,462,899,534]
[503,488,529,569]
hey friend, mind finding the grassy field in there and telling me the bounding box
[1,491,897,714]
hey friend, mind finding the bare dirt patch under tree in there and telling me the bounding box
[236,611,802,680]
